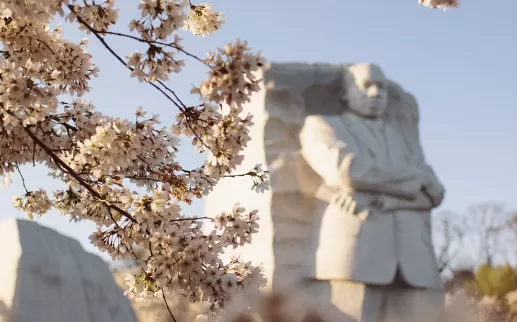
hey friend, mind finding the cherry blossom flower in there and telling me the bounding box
[1,172,13,188]
[419,0,459,10]
[184,3,224,37]
[66,0,120,33]
[13,189,52,220]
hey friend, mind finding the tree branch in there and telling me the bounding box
[21,124,137,223]
[68,6,186,112]
[15,164,29,193]
[162,291,178,322]
[69,7,216,154]
[99,30,211,69]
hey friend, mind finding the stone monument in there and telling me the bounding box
[204,62,446,321]
[0,218,137,322]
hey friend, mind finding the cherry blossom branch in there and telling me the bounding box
[161,292,178,322]
[6,108,214,225]
[68,6,186,110]
[181,166,269,181]
[106,206,176,322]
[69,8,216,154]
[171,216,210,222]
[20,123,138,223]
[98,30,211,68]
[36,39,55,55]
[1,1,267,316]
[24,127,211,223]
[157,80,188,109]
[224,170,270,179]
[15,164,29,193]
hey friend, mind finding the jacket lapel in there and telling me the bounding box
[339,113,383,160]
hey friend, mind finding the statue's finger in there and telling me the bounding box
[343,197,351,211]
[350,200,357,214]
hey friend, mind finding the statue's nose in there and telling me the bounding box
[367,84,380,98]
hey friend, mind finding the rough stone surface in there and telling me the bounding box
[204,62,350,292]
[0,218,137,322]
[205,62,446,320]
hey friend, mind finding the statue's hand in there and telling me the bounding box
[410,166,444,207]
[418,190,435,209]
[422,183,445,207]
[331,193,358,214]
[411,169,442,200]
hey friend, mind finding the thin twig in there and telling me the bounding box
[99,30,211,68]
[15,164,29,193]
[69,7,185,111]
[162,291,178,322]
[224,171,268,179]
[37,39,56,55]
[174,216,210,221]
[182,167,268,179]
[107,208,152,270]
[158,79,187,109]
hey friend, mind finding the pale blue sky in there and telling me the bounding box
[1,1,516,264]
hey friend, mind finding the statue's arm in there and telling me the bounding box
[299,115,421,200]
[380,187,436,212]
[411,129,445,207]
[416,164,445,207]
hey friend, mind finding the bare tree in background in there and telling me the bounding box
[492,209,517,263]
[464,202,509,266]
[433,210,466,275]
[433,202,512,275]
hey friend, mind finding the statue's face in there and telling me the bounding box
[344,63,388,118]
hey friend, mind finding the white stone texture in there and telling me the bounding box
[0,218,137,322]
[205,62,348,293]
[204,62,446,320]
[301,63,444,290]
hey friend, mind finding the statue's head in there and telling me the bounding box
[342,63,388,118]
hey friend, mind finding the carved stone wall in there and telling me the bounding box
[204,62,425,293]
[0,218,137,322]
[204,62,350,292]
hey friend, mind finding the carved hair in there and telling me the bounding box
[384,80,424,159]
[384,80,420,127]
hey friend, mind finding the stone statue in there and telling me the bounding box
[0,218,137,322]
[204,62,445,321]
[299,63,445,321]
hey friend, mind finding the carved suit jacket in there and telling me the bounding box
[298,113,444,290]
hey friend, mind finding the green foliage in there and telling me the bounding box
[467,264,517,299]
